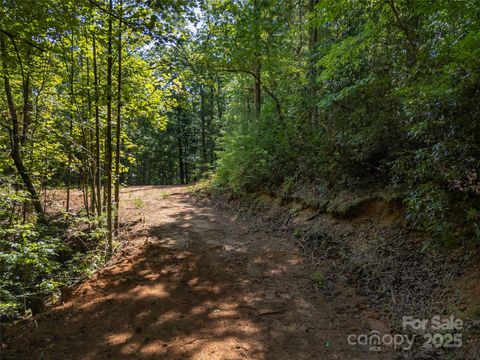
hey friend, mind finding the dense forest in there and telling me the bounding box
[1,0,480,351]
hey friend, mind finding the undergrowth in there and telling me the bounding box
[0,184,110,321]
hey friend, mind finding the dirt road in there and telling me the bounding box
[4,186,387,359]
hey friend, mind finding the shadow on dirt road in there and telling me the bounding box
[3,186,388,359]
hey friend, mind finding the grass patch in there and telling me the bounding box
[159,191,169,199]
[133,197,144,208]
[310,271,324,286]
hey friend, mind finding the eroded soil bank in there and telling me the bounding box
[208,183,480,359]
[3,185,389,359]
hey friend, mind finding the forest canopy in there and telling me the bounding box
[1,0,480,319]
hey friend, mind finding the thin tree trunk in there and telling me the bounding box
[114,0,123,232]
[200,85,208,169]
[86,43,96,215]
[81,171,90,216]
[216,77,223,122]
[253,0,261,120]
[21,49,32,147]
[66,31,75,213]
[106,0,114,254]
[208,85,215,162]
[308,0,319,125]
[253,65,261,120]
[93,33,102,220]
[178,137,185,184]
[183,135,189,183]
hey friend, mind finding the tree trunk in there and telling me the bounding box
[86,43,97,215]
[308,0,319,125]
[208,85,215,162]
[216,76,223,122]
[253,0,261,120]
[66,30,75,213]
[178,137,185,184]
[253,66,261,120]
[200,85,208,169]
[106,0,114,254]
[114,0,123,233]
[92,34,102,219]
[21,55,32,147]
[0,34,44,219]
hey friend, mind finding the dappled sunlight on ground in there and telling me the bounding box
[4,185,388,359]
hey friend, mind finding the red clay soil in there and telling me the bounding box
[2,186,388,359]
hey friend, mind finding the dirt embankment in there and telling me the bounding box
[202,181,480,359]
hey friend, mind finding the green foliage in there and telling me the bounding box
[310,271,324,286]
[281,176,296,196]
[206,0,480,244]
[215,126,273,192]
[0,216,108,319]
[404,183,450,236]
[0,182,109,319]
[0,225,63,302]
